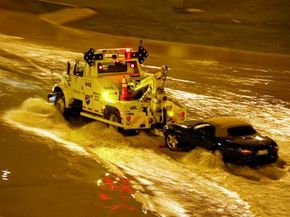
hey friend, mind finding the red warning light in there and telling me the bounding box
[98,63,103,70]
[125,48,131,59]
[180,111,185,120]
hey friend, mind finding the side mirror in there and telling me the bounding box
[67,62,71,75]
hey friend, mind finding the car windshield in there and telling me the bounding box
[227,126,256,137]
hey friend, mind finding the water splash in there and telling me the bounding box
[3,97,253,217]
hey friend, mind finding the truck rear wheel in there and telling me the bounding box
[104,107,121,129]
[109,113,119,123]
[108,113,120,129]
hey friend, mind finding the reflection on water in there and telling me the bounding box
[1,169,11,181]
[96,173,140,214]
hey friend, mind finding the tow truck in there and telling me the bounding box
[48,45,186,134]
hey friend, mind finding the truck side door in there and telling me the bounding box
[70,61,84,100]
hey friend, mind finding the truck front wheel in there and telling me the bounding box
[55,94,65,114]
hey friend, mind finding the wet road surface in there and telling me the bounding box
[0,10,290,217]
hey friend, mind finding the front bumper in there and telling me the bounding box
[47,93,57,103]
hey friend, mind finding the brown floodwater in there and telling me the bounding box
[0,9,289,217]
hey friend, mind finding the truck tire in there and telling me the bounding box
[55,93,65,114]
[109,113,120,123]
[55,92,75,118]
[104,107,121,129]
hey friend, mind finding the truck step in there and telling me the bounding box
[80,111,124,128]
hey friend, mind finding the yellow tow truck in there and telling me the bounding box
[48,45,186,133]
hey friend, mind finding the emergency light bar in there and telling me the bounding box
[84,47,145,66]
[97,48,133,53]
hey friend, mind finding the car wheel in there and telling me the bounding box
[165,133,179,151]
[55,94,65,114]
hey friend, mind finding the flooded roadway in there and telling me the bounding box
[0,20,289,217]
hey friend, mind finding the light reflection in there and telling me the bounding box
[4,112,89,156]
[1,169,11,181]
[96,173,138,212]
[255,135,264,141]
[92,146,253,217]
[167,76,197,84]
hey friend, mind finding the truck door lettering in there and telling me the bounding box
[85,81,91,87]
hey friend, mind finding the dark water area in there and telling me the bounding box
[0,122,148,217]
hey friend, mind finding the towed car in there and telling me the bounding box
[163,116,278,165]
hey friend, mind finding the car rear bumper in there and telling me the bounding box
[224,153,278,166]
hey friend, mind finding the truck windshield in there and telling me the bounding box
[97,60,139,74]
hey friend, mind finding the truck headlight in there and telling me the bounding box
[167,110,174,117]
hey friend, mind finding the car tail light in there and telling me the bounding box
[240,149,253,156]
[273,146,279,152]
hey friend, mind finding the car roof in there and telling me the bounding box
[204,116,250,127]
[203,116,253,138]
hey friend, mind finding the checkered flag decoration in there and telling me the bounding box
[84,48,104,66]
[84,48,95,66]
[137,45,149,64]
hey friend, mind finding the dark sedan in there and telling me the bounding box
[163,116,278,165]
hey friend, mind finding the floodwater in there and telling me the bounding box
[0,23,289,217]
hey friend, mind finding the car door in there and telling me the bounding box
[192,124,216,150]
[190,123,209,147]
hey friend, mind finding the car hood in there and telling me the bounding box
[226,134,276,147]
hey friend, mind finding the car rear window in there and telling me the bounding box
[227,126,256,137]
